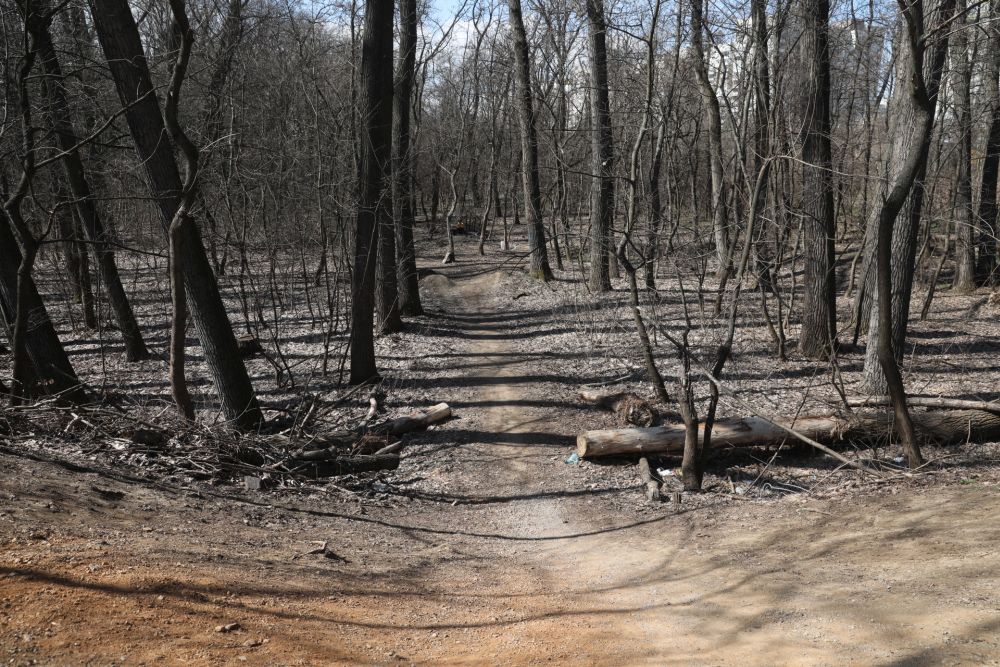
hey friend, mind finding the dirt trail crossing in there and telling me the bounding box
[2,262,1000,665]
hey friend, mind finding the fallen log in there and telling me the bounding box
[577,409,1000,458]
[287,453,400,477]
[638,456,660,502]
[371,402,451,436]
[578,389,656,427]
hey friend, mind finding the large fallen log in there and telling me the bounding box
[577,409,1000,458]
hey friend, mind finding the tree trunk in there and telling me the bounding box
[507,0,553,281]
[22,0,150,361]
[798,0,837,358]
[952,0,975,292]
[861,1,953,395]
[393,0,423,316]
[866,0,956,468]
[88,0,262,429]
[976,0,1000,285]
[349,0,394,383]
[586,0,614,292]
[690,0,730,275]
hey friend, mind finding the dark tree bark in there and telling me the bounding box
[798,0,837,358]
[87,0,263,429]
[585,0,614,291]
[393,0,423,316]
[349,0,395,383]
[507,0,553,281]
[976,0,1000,285]
[952,0,975,292]
[20,0,150,361]
[376,209,403,332]
[0,214,84,403]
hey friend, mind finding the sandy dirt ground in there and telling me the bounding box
[3,236,1000,666]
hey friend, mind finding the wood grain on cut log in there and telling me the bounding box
[577,409,1000,458]
[578,389,656,426]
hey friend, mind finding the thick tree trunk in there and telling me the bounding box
[88,0,262,428]
[798,0,837,358]
[507,0,553,281]
[393,0,423,316]
[976,0,1000,285]
[578,408,1000,458]
[349,0,394,383]
[860,4,953,392]
[586,0,614,291]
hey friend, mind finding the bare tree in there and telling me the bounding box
[507,0,553,280]
[349,0,395,383]
[393,0,423,316]
[798,0,837,357]
[19,0,150,362]
[586,0,614,291]
[87,0,263,428]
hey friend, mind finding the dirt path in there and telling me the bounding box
[3,257,1000,665]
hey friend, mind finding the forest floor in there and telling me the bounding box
[3,230,1000,665]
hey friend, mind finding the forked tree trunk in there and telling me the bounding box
[862,0,955,397]
[88,0,262,428]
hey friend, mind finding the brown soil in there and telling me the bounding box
[3,237,1000,665]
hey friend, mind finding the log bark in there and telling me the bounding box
[371,402,451,435]
[577,409,1000,458]
[638,456,660,502]
[288,453,400,477]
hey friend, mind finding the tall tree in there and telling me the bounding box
[350,0,395,383]
[87,0,263,429]
[862,0,955,394]
[798,0,837,357]
[976,0,1000,284]
[19,0,150,362]
[393,0,423,316]
[690,0,730,275]
[507,0,553,280]
[586,0,614,291]
[951,0,975,292]
[868,0,957,468]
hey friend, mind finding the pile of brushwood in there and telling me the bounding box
[0,396,450,491]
